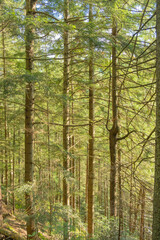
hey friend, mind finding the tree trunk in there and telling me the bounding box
[63,0,69,239]
[140,187,145,240]
[129,161,133,233]
[88,3,94,238]
[18,130,21,186]
[12,124,15,213]
[118,148,123,240]
[2,26,8,205]
[25,0,37,239]
[86,144,89,222]
[47,101,52,235]
[152,1,160,239]
[0,174,3,226]
[109,17,118,218]
[132,188,141,233]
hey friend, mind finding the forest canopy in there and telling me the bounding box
[0,0,159,239]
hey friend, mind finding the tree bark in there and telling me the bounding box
[152,1,160,239]
[109,17,118,218]
[2,26,8,205]
[88,3,94,238]
[47,101,52,235]
[0,174,3,226]
[12,124,15,213]
[25,0,37,239]
[118,148,123,240]
[63,0,69,239]
[140,187,145,240]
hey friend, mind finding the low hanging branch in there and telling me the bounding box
[116,130,135,141]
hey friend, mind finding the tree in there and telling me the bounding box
[63,0,70,239]
[88,3,94,238]
[152,1,160,239]
[25,0,38,239]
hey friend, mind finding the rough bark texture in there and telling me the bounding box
[25,0,37,239]
[63,0,69,239]
[88,4,94,238]
[153,1,160,239]
[109,18,118,218]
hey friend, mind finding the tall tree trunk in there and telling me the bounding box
[132,188,141,233]
[104,176,109,218]
[118,148,123,240]
[25,0,37,239]
[47,101,52,235]
[12,124,15,213]
[86,144,89,222]
[129,160,133,233]
[2,25,8,205]
[109,17,118,218]
[63,0,69,239]
[140,187,145,240]
[18,129,21,186]
[78,157,81,214]
[88,3,94,238]
[0,174,3,226]
[152,1,160,239]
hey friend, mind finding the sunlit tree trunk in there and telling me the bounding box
[88,3,94,238]
[12,124,15,213]
[25,0,37,238]
[47,100,52,235]
[152,1,160,239]
[0,173,3,226]
[18,130,21,186]
[63,0,69,239]
[86,144,89,222]
[109,17,118,218]
[2,26,8,205]
[129,159,133,233]
[118,148,123,240]
[140,187,145,240]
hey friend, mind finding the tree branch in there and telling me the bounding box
[117,130,135,141]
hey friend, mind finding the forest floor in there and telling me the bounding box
[0,201,26,239]
[0,202,53,240]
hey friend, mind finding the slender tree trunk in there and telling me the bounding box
[86,144,89,222]
[129,161,133,233]
[153,1,160,239]
[109,17,118,218]
[78,157,81,213]
[2,26,8,205]
[12,124,15,213]
[47,101,52,235]
[118,148,123,240]
[70,78,75,228]
[132,188,141,233]
[140,187,145,240]
[18,130,21,186]
[88,4,94,238]
[4,102,8,205]
[98,159,101,205]
[63,1,69,239]
[25,0,37,239]
[104,176,109,218]
[0,174,3,226]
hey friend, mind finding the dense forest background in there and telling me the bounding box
[0,0,158,239]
